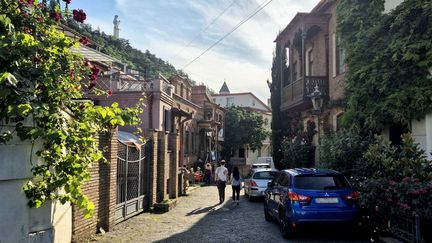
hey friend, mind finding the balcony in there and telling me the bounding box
[281,76,328,111]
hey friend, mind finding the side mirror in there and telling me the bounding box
[267,182,272,188]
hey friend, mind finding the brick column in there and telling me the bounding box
[168,132,179,198]
[144,129,158,207]
[157,131,169,202]
[72,128,118,242]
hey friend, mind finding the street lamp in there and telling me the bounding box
[308,84,323,145]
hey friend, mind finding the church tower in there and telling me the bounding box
[219,81,230,94]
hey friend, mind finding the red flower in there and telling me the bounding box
[23,27,31,33]
[388,180,396,186]
[26,0,34,5]
[50,12,61,22]
[399,203,411,210]
[73,9,87,23]
[107,89,113,97]
[91,65,101,76]
[402,176,411,183]
[89,74,98,81]
[63,0,71,4]
[79,36,90,45]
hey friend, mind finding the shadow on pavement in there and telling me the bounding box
[186,203,219,216]
[154,192,370,243]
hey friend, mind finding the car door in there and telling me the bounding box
[266,172,281,216]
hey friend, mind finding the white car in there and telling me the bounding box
[244,168,278,201]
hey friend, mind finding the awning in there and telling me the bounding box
[118,130,144,150]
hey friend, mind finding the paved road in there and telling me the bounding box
[93,185,370,243]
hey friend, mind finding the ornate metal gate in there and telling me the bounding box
[115,137,152,223]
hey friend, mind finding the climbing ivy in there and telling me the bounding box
[337,0,432,132]
[0,0,141,218]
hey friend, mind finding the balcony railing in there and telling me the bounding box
[281,76,328,110]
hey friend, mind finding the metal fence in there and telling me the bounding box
[115,139,152,223]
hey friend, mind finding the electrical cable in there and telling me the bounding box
[181,0,274,70]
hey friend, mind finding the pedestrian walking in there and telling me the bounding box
[215,160,228,204]
[204,162,212,185]
[231,166,242,205]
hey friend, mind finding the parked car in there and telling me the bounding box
[251,163,271,169]
[244,168,278,200]
[264,168,359,238]
[255,156,275,169]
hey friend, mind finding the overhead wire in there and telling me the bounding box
[181,0,274,70]
[171,0,237,60]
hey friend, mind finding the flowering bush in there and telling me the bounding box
[0,0,141,217]
[357,134,432,219]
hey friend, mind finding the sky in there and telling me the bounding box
[68,0,320,103]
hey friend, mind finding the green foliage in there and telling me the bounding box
[0,0,141,218]
[319,130,372,176]
[357,134,432,219]
[64,19,190,81]
[221,107,269,160]
[269,44,283,167]
[280,120,316,169]
[337,0,432,132]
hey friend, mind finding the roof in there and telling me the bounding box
[284,168,339,176]
[212,92,271,112]
[70,45,121,63]
[219,81,230,94]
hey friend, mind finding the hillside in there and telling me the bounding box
[65,19,188,80]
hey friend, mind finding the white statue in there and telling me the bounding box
[113,15,120,38]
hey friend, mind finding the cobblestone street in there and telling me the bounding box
[93,185,369,243]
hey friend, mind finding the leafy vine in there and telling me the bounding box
[337,0,432,132]
[0,0,141,217]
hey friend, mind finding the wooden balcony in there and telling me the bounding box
[281,76,328,111]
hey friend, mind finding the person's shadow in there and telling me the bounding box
[185,203,219,216]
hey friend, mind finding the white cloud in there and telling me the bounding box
[88,0,321,102]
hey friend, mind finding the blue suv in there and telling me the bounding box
[264,168,359,238]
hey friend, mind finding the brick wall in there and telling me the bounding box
[72,129,118,242]
[168,133,179,198]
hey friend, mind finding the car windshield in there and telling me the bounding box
[253,171,277,180]
[294,175,350,190]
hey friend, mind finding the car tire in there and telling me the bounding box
[248,194,254,202]
[264,202,272,222]
[279,209,294,238]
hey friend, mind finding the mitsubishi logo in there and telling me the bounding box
[324,193,329,197]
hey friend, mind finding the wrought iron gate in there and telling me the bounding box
[115,138,152,223]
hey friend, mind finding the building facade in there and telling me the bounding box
[212,82,272,167]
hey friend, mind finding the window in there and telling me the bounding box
[252,99,255,106]
[185,131,189,154]
[163,109,171,132]
[253,171,278,180]
[180,83,184,97]
[333,33,346,76]
[306,48,313,76]
[294,175,350,190]
[238,148,245,158]
[226,97,234,107]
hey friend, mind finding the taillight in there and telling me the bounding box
[343,191,360,200]
[289,192,311,202]
[250,180,258,187]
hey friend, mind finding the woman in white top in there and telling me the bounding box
[231,166,241,205]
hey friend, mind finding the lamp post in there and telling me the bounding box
[309,85,324,165]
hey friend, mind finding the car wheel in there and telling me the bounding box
[248,194,254,202]
[264,202,272,222]
[279,209,294,238]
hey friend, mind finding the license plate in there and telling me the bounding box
[315,197,338,203]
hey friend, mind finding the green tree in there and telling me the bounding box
[221,107,269,160]
[269,43,283,168]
